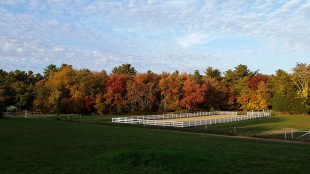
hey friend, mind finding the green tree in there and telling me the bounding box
[0,69,9,112]
[202,77,230,110]
[205,67,221,80]
[111,63,137,75]
[192,70,203,84]
[270,69,307,114]
[43,64,59,79]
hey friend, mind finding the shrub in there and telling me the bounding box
[271,94,307,114]
[209,107,216,112]
[6,106,17,112]
[289,97,308,114]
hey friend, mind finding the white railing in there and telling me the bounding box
[177,114,271,127]
[112,111,271,127]
[112,111,237,124]
[247,112,271,117]
[131,114,269,128]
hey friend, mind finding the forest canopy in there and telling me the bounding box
[1,63,309,115]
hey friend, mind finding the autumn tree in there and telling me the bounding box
[249,74,269,90]
[158,72,188,112]
[71,69,107,114]
[254,81,271,110]
[291,63,310,103]
[104,74,128,113]
[91,71,108,114]
[126,72,160,113]
[180,77,206,111]
[126,74,148,113]
[2,63,309,115]
[223,64,258,110]
[238,81,271,111]
[37,65,75,115]
[33,80,49,113]
[237,74,271,111]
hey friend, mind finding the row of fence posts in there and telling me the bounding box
[284,128,295,139]
[22,110,82,120]
[113,111,238,123]
[112,111,272,126]
[284,129,310,140]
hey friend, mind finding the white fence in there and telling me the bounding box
[112,111,271,128]
[112,111,236,123]
[283,129,310,140]
[247,112,271,117]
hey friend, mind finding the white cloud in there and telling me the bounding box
[177,34,209,48]
[16,48,23,52]
[52,47,64,52]
[3,42,14,52]
[0,0,310,74]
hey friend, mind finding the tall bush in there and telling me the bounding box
[271,94,307,114]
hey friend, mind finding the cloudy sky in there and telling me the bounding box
[0,0,310,75]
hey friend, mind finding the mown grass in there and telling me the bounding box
[53,113,310,140]
[1,117,310,173]
[54,113,310,140]
[185,114,310,139]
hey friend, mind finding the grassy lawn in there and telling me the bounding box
[185,114,310,139]
[1,117,310,173]
[52,113,310,140]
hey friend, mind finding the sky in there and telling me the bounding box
[0,0,310,75]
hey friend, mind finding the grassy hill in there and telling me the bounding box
[1,117,310,173]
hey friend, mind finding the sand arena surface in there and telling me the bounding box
[155,115,239,122]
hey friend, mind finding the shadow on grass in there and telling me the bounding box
[100,149,210,174]
[182,116,286,133]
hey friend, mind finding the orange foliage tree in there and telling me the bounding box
[104,74,128,113]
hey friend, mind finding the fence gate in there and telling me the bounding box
[295,130,310,140]
[285,129,310,140]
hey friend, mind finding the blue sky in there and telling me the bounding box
[0,0,310,75]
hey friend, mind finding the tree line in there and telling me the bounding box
[1,63,309,115]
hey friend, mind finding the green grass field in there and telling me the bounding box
[1,117,310,174]
[186,114,310,139]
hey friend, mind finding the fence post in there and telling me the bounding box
[25,110,27,119]
[291,130,294,139]
[284,128,287,139]
[234,127,236,135]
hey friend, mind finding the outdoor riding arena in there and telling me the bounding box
[112,111,271,128]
